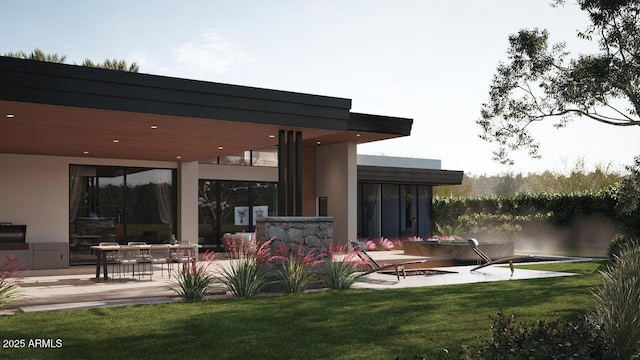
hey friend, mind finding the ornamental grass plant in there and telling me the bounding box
[0,255,22,309]
[216,236,273,298]
[274,244,326,293]
[588,243,640,359]
[169,251,216,301]
[324,242,366,291]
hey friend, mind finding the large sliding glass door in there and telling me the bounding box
[69,165,176,265]
[357,183,433,240]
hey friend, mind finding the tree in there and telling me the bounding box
[4,48,66,63]
[616,155,640,237]
[3,48,138,72]
[478,0,640,165]
[82,58,139,72]
[525,158,622,193]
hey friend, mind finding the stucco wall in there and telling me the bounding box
[315,142,357,243]
[198,163,278,182]
[0,154,69,244]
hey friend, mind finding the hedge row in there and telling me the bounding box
[432,187,619,236]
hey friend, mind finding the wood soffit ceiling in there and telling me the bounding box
[0,101,402,162]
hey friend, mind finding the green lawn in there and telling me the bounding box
[0,261,605,360]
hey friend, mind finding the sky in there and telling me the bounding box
[2,0,639,175]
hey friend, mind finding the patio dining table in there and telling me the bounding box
[90,243,201,280]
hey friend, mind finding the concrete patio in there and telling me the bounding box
[6,251,582,313]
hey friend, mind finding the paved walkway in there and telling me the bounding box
[6,251,581,313]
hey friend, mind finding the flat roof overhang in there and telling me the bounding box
[0,57,412,162]
[358,165,464,186]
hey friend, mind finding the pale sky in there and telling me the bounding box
[3,0,639,175]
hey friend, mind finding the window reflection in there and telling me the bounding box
[198,180,277,250]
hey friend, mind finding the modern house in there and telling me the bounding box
[0,56,462,269]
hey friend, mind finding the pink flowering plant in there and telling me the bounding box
[273,244,326,293]
[217,236,274,298]
[0,255,23,309]
[365,237,395,251]
[169,251,216,301]
[323,242,368,291]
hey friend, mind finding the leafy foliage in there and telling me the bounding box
[3,47,139,72]
[434,160,622,197]
[479,1,640,164]
[616,155,640,237]
[323,242,364,291]
[433,189,618,248]
[364,237,395,250]
[588,243,640,359]
[607,233,640,262]
[0,256,22,309]
[82,58,139,72]
[4,48,66,63]
[274,245,325,293]
[446,311,609,359]
[217,237,273,297]
[169,252,216,302]
[434,222,464,240]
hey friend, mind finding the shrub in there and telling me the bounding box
[274,245,326,293]
[0,255,22,309]
[606,233,640,262]
[589,243,640,359]
[616,155,640,237]
[434,222,464,240]
[447,311,608,359]
[323,242,365,291]
[365,237,395,251]
[217,237,273,298]
[169,251,216,301]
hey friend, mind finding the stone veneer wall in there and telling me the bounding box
[255,217,333,252]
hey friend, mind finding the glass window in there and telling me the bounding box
[360,183,381,239]
[251,149,278,167]
[252,182,277,219]
[381,184,400,238]
[417,185,433,238]
[198,180,277,249]
[69,165,176,265]
[400,185,417,238]
[219,151,251,166]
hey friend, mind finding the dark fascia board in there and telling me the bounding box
[349,112,412,136]
[358,165,464,185]
[0,57,352,130]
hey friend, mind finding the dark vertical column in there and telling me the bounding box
[287,131,294,216]
[277,130,286,216]
[295,131,302,216]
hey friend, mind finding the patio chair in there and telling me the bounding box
[170,241,197,272]
[99,241,119,277]
[148,244,171,278]
[350,241,427,281]
[116,245,139,280]
[466,237,531,274]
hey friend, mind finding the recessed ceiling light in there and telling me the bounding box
[83,151,89,155]
[6,114,14,118]
[151,125,158,129]
[268,135,275,138]
[218,146,224,150]
[356,134,361,137]
[113,139,120,143]
[316,141,321,145]
[176,156,181,159]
